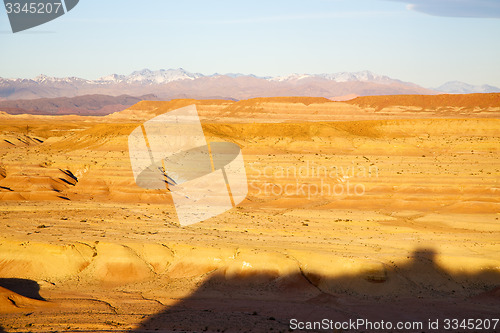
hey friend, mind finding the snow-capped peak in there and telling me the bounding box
[33,74,87,84]
[97,74,126,83]
[123,68,205,84]
[435,81,500,94]
[270,73,314,82]
[33,74,57,83]
[320,70,383,82]
[268,70,395,83]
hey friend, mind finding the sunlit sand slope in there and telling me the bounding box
[0,95,498,331]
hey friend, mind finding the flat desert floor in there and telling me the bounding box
[0,95,499,332]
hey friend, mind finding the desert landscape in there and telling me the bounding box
[0,94,499,332]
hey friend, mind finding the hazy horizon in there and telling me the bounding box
[2,67,500,92]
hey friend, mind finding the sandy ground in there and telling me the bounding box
[0,97,499,332]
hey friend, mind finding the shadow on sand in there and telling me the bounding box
[131,248,499,332]
[0,278,46,301]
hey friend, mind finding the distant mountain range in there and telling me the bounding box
[1,69,498,116]
[434,81,500,94]
[0,68,439,101]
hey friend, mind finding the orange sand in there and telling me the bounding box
[0,96,498,332]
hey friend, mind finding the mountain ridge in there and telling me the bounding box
[3,68,499,101]
[435,81,500,94]
[3,68,411,85]
[0,69,437,101]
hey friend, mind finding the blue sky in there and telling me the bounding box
[1,0,499,87]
